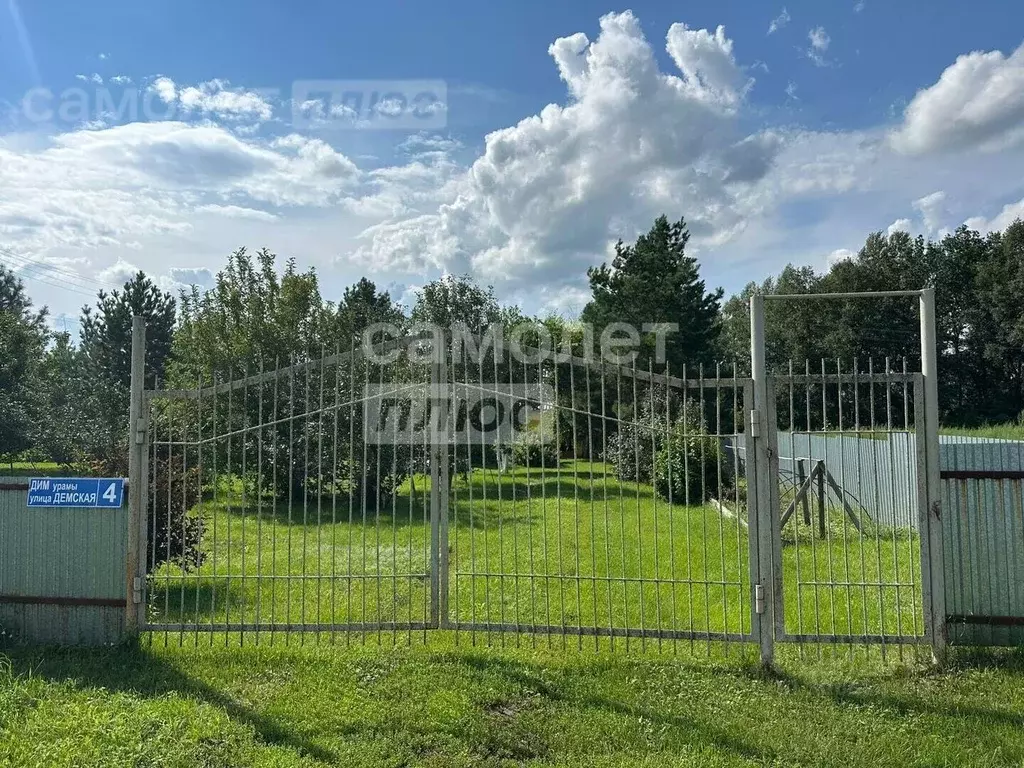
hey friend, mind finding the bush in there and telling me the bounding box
[510,429,560,468]
[603,386,672,484]
[148,454,205,571]
[653,412,732,505]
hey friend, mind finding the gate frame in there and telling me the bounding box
[126,315,147,634]
[749,289,946,666]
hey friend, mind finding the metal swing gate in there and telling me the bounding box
[129,333,763,650]
[749,290,946,664]
[125,304,944,661]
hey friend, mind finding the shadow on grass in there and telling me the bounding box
[451,648,1024,761]
[726,646,1024,729]
[209,463,704,532]
[451,652,773,764]
[1,644,338,765]
[145,579,246,623]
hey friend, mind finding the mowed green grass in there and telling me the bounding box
[0,461,61,478]
[942,423,1024,441]
[1,641,1023,767]
[146,461,921,649]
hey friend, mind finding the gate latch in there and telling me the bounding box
[132,576,143,604]
[754,583,765,614]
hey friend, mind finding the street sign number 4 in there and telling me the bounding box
[26,478,125,509]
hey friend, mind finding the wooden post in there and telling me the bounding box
[816,460,826,538]
[798,459,811,526]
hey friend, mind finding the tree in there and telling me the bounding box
[77,271,176,467]
[0,265,48,461]
[29,332,116,467]
[973,220,1024,423]
[172,251,412,506]
[80,271,176,388]
[411,274,501,331]
[172,248,334,499]
[410,275,509,469]
[931,226,998,425]
[337,277,406,342]
[172,248,333,380]
[583,215,723,370]
[718,266,825,371]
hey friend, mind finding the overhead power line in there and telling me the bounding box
[0,247,119,291]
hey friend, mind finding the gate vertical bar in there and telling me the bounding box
[749,295,775,665]
[920,287,947,662]
[126,315,147,635]
[429,330,445,629]
[438,336,451,629]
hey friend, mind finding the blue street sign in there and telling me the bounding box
[26,478,125,509]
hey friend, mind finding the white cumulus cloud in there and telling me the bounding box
[887,218,913,236]
[912,191,947,234]
[351,12,770,286]
[149,77,275,122]
[891,41,1024,155]
[964,198,1024,234]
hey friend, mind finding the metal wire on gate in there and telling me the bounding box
[137,336,934,657]
[443,350,755,652]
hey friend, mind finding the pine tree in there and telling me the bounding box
[80,271,176,388]
[582,215,723,369]
[0,265,48,460]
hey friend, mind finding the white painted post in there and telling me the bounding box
[749,294,775,666]
[125,315,147,635]
[920,288,947,663]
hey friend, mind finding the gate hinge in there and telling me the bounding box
[135,417,148,445]
[754,583,765,614]
[749,409,762,438]
[132,576,143,604]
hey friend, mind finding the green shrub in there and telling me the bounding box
[653,412,732,505]
[510,429,560,468]
[603,393,666,484]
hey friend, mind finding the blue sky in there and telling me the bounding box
[2,0,1024,332]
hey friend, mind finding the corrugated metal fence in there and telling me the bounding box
[940,437,1024,646]
[0,476,127,645]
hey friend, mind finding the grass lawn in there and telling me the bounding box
[0,461,62,478]
[145,461,922,653]
[1,641,1022,767]
[941,424,1024,441]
